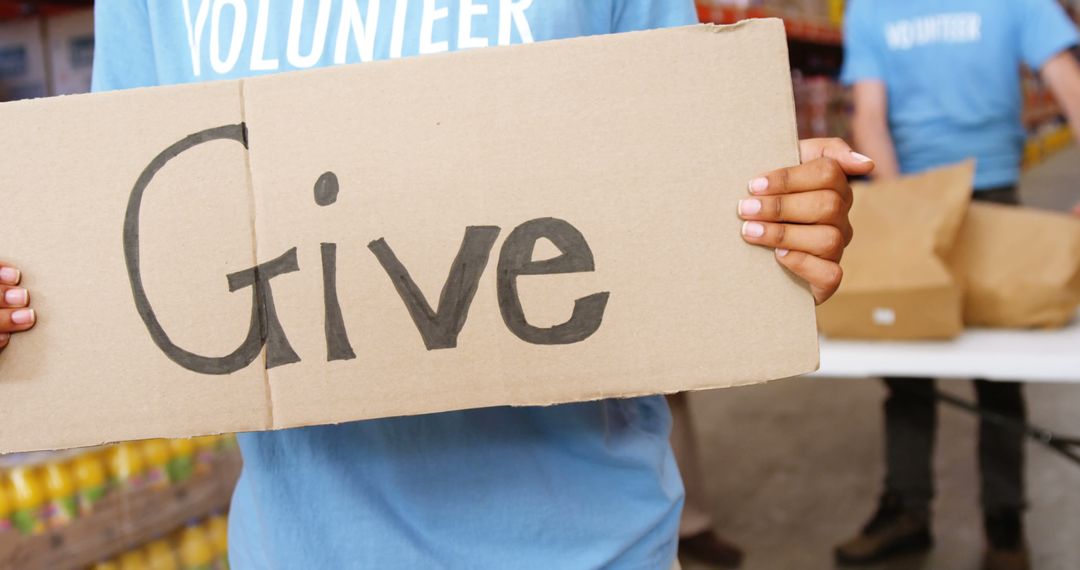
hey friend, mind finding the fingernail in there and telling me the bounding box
[0,268,19,284]
[748,177,769,194]
[776,248,790,258]
[0,333,8,344]
[738,199,762,216]
[741,221,765,238]
[4,288,27,306]
[851,151,873,163]
[11,309,34,325]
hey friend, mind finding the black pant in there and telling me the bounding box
[882,378,1026,513]
[881,185,1026,515]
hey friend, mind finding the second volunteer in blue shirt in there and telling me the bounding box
[839,1,1080,569]
[67,1,870,568]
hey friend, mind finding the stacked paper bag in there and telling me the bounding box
[818,161,1080,340]
[816,162,973,340]
[950,203,1080,328]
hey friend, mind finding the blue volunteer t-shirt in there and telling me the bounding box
[92,1,697,568]
[841,0,1079,189]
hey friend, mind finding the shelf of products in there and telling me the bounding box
[0,436,239,569]
[696,2,843,46]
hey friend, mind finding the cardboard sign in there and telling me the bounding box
[0,21,817,453]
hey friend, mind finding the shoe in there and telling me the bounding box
[983,510,1029,570]
[678,529,744,568]
[983,546,1030,570]
[834,493,933,566]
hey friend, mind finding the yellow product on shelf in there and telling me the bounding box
[168,439,196,484]
[141,439,172,490]
[145,538,179,570]
[73,449,109,515]
[8,466,46,535]
[42,460,78,528]
[0,478,13,533]
[206,513,229,569]
[829,0,845,26]
[178,522,215,570]
[92,561,120,570]
[108,442,147,491]
[192,435,221,476]
[118,548,149,570]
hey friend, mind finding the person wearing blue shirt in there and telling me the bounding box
[0,2,873,568]
[838,2,1080,569]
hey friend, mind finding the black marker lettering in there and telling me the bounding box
[320,243,356,361]
[123,123,301,374]
[313,171,339,206]
[497,218,609,345]
[225,248,302,369]
[369,227,500,350]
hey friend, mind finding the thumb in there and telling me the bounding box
[799,138,876,177]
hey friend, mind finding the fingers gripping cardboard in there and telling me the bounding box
[0,21,818,452]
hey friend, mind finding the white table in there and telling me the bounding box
[813,312,1080,383]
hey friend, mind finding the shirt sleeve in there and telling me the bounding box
[612,0,699,33]
[91,0,159,93]
[1019,0,1080,71]
[839,0,883,85]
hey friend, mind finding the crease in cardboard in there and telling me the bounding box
[236,79,276,431]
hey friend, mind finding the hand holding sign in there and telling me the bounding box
[738,138,875,305]
[0,264,34,353]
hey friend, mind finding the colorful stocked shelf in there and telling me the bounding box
[0,439,239,570]
[696,4,843,46]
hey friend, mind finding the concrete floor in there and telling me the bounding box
[680,147,1080,570]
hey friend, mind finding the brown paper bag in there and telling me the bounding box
[949,202,1080,328]
[817,162,974,339]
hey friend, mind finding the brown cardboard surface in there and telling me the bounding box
[817,162,975,340]
[0,21,817,452]
[949,203,1080,328]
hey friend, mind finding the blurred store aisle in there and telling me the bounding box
[682,146,1080,570]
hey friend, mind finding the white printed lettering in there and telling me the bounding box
[182,0,212,77]
[251,0,280,71]
[335,0,381,63]
[884,13,981,51]
[498,0,533,46]
[287,0,333,68]
[390,0,409,58]
[457,0,489,50]
[420,0,449,54]
[210,0,248,74]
